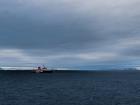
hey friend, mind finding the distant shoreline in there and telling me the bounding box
[0,69,140,72]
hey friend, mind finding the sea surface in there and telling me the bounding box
[1,70,140,105]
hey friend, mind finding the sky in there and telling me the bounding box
[0,0,140,69]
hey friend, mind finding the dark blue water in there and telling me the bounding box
[1,70,140,105]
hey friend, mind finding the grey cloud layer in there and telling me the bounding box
[0,0,140,68]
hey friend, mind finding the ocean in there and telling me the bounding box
[1,70,140,105]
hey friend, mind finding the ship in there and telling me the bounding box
[32,66,53,73]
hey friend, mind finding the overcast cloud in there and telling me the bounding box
[0,0,140,69]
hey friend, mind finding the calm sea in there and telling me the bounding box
[1,70,140,105]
